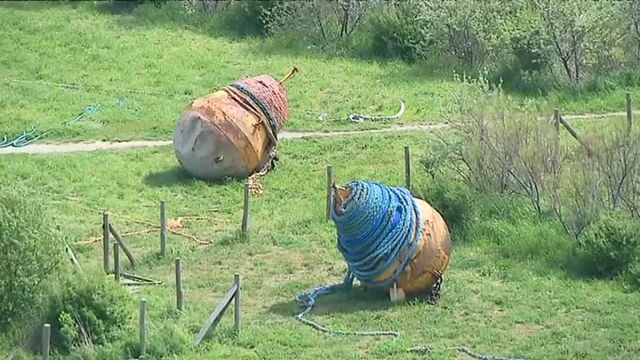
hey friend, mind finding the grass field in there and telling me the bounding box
[2,132,640,360]
[1,1,639,143]
[2,2,640,360]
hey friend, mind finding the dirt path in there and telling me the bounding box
[0,110,635,155]
[0,123,448,155]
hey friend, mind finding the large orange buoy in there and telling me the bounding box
[173,68,297,181]
[332,180,452,300]
[293,180,453,337]
[374,197,452,295]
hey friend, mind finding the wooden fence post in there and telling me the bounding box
[176,258,184,311]
[558,114,593,157]
[139,298,146,357]
[234,273,241,334]
[193,277,240,346]
[42,324,50,360]
[103,211,110,274]
[404,146,411,191]
[113,242,120,282]
[65,243,82,273]
[326,165,333,221]
[553,109,560,134]
[160,200,167,257]
[241,182,249,237]
[109,224,136,267]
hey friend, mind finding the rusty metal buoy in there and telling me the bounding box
[332,180,453,297]
[173,68,297,181]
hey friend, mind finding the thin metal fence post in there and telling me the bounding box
[113,242,120,282]
[176,258,184,311]
[326,165,333,221]
[234,273,241,334]
[42,324,50,360]
[626,92,633,133]
[241,182,249,237]
[404,146,411,191]
[103,211,110,273]
[160,200,167,257]
[139,298,146,357]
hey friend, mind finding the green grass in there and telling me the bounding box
[1,132,639,359]
[2,2,640,359]
[1,1,639,143]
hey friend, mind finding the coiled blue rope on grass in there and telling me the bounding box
[1,102,110,148]
[294,180,421,337]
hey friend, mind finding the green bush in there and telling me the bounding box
[217,0,277,37]
[44,276,133,354]
[417,181,476,241]
[0,189,65,331]
[577,212,640,278]
[144,322,191,358]
[626,262,640,290]
[359,3,432,62]
[99,0,166,14]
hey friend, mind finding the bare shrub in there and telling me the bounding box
[447,72,559,215]
[593,118,640,216]
[442,73,639,242]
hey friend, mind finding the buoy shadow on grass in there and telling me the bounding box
[268,286,410,318]
[143,166,236,188]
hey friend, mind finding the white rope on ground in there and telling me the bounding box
[348,100,406,123]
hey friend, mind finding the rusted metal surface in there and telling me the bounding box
[173,70,295,181]
[387,198,452,294]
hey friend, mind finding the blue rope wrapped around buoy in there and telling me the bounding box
[294,179,422,337]
[333,180,422,287]
[293,181,527,359]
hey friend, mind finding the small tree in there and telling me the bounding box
[262,0,380,46]
[416,0,523,70]
[534,0,624,86]
[618,0,640,65]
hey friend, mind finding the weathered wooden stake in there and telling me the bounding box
[175,258,184,311]
[42,324,50,360]
[241,182,250,237]
[553,109,560,134]
[160,200,167,257]
[113,242,120,282]
[193,280,238,346]
[139,298,147,357]
[234,273,241,334]
[109,223,136,267]
[65,243,82,273]
[326,165,333,221]
[102,211,110,274]
[559,115,593,156]
[404,146,411,191]
[627,92,633,132]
